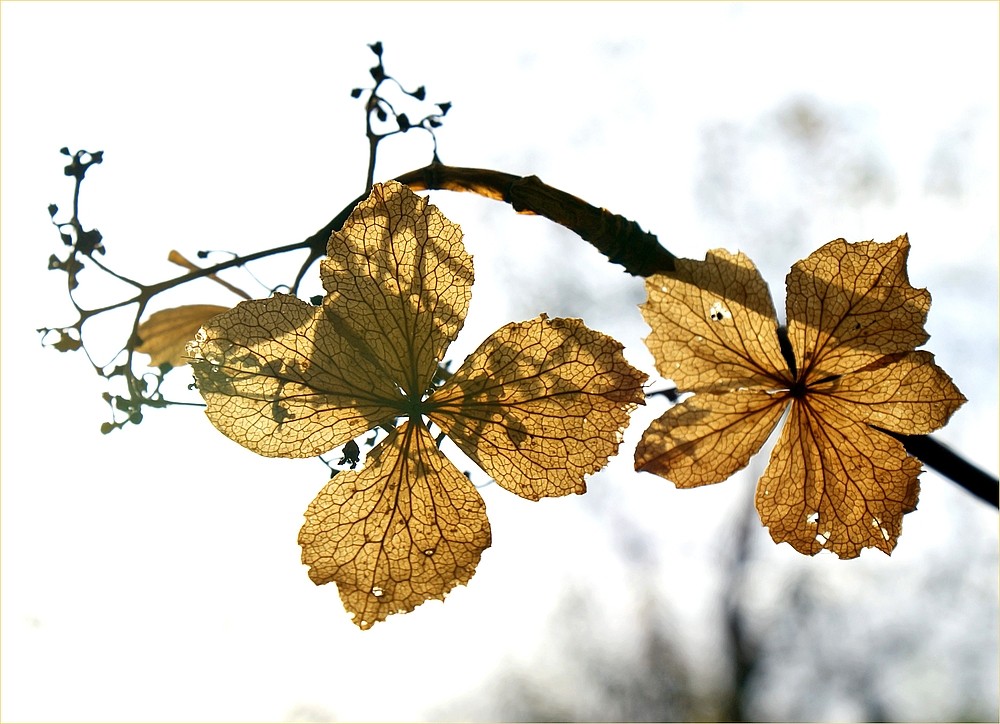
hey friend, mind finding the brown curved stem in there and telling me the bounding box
[394,163,677,277]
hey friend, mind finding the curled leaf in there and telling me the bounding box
[136,304,229,368]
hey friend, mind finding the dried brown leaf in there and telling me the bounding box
[825,350,967,434]
[639,249,790,393]
[756,399,923,557]
[635,390,785,488]
[187,294,404,458]
[136,304,229,367]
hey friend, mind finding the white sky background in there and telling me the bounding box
[2,2,997,722]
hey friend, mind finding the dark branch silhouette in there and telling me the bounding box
[885,431,998,507]
[395,164,677,276]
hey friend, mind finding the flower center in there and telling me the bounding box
[789,377,809,399]
[789,372,840,400]
[400,390,428,419]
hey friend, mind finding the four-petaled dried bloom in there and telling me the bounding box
[635,235,965,558]
[188,181,646,627]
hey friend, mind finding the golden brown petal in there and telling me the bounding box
[819,350,966,434]
[299,421,491,629]
[321,181,473,397]
[642,249,790,393]
[636,391,787,487]
[136,304,229,368]
[188,294,401,457]
[786,235,931,379]
[756,398,922,558]
[428,316,646,500]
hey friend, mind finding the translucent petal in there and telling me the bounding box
[819,350,966,434]
[136,304,229,368]
[428,316,646,500]
[321,181,473,397]
[756,398,921,558]
[188,294,401,457]
[299,421,491,629]
[642,249,790,393]
[636,390,787,487]
[786,235,930,379]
